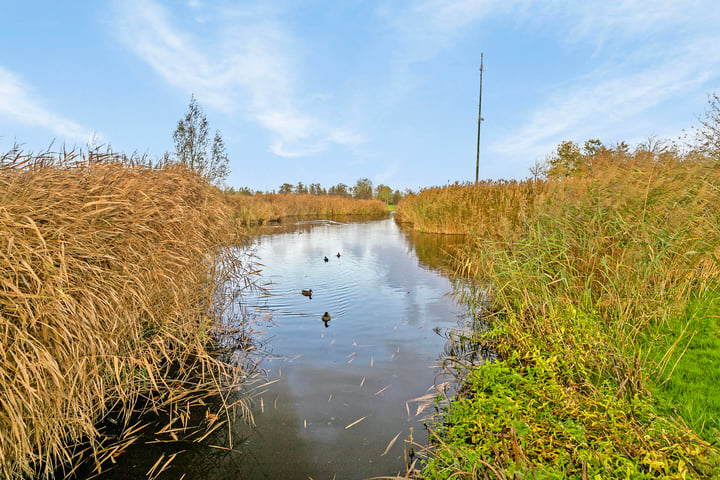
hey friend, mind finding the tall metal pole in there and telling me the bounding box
[475,53,484,184]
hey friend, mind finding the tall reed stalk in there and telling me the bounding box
[395,180,545,236]
[0,149,258,478]
[402,153,720,478]
[225,192,388,225]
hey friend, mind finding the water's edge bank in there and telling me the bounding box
[396,157,720,479]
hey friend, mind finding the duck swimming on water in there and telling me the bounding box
[336,252,341,258]
[301,289,312,298]
[324,256,329,262]
[322,312,331,321]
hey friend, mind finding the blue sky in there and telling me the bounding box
[1,1,719,192]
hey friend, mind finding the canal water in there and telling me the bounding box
[85,216,471,479]
[218,216,469,479]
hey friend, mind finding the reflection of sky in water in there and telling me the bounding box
[247,219,461,362]
[222,218,467,479]
[68,218,472,480]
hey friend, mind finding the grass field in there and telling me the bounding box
[398,152,720,478]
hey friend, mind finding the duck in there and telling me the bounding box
[324,256,329,262]
[336,252,341,258]
[301,289,312,298]
[322,312,331,322]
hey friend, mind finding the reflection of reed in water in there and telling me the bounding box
[440,329,495,368]
[397,223,468,273]
[432,310,497,399]
[257,215,381,237]
[68,303,267,479]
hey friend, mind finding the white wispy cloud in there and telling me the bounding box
[491,47,720,159]
[384,0,720,164]
[386,0,720,63]
[0,66,95,143]
[489,2,720,159]
[112,0,362,158]
[557,0,717,50]
[383,0,500,64]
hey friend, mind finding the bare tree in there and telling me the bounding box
[696,91,720,157]
[528,159,547,181]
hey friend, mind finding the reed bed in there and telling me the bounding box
[395,180,545,236]
[402,154,720,478]
[224,192,388,225]
[0,149,259,478]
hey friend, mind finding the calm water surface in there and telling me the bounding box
[223,217,467,479]
[87,217,470,479]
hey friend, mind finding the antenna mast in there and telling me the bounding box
[475,53,484,184]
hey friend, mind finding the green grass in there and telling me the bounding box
[424,351,716,479]
[649,285,720,443]
[402,153,720,478]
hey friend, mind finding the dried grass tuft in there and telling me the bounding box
[0,148,257,478]
[225,192,388,225]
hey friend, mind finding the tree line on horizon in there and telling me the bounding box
[225,179,412,205]
[531,91,720,180]
[170,90,720,198]
[169,95,410,205]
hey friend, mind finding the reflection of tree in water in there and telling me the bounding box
[397,223,467,274]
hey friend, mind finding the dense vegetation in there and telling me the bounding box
[224,191,388,225]
[397,146,720,478]
[0,149,256,478]
[232,177,408,206]
[395,179,540,236]
[5,91,719,479]
[0,144,398,478]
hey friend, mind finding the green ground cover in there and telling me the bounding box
[649,286,720,443]
[398,153,720,479]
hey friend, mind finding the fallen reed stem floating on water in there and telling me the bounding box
[399,151,720,478]
[0,147,261,478]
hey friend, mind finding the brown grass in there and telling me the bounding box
[401,153,720,394]
[0,149,259,478]
[224,192,388,225]
[395,180,545,236]
[401,152,720,477]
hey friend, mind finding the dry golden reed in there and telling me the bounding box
[403,152,720,477]
[0,148,257,478]
[401,153,720,387]
[395,179,545,237]
[225,192,388,225]
[463,154,720,322]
